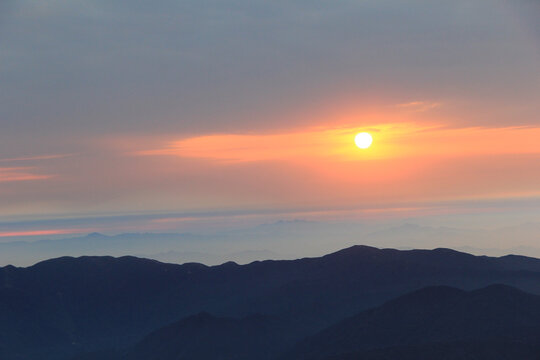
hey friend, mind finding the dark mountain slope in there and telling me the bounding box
[122,312,295,360]
[3,246,540,359]
[323,340,540,360]
[288,284,540,360]
[229,246,540,327]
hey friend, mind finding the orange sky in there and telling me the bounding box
[140,123,540,162]
[128,120,540,210]
[1,118,540,240]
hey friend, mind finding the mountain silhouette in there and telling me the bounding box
[288,284,540,359]
[3,246,540,359]
[79,284,540,360]
[121,312,295,360]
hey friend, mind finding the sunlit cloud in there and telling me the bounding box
[0,153,75,163]
[0,229,88,238]
[0,167,53,183]
[137,124,540,163]
[0,154,69,184]
[137,123,429,162]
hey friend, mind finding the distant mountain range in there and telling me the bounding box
[3,220,540,267]
[0,231,296,267]
[4,245,540,359]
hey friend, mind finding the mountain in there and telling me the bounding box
[321,340,540,360]
[288,285,540,360]
[142,249,283,266]
[4,245,540,359]
[80,284,540,360]
[4,221,540,267]
[0,231,293,267]
[121,312,295,360]
[0,233,202,267]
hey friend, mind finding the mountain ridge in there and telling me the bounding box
[4,245,540,359]
[77,284,540,360]
[287,283,540,359]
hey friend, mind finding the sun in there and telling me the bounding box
[355,132,373,149]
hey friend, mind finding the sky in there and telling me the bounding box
[0,0,539,249]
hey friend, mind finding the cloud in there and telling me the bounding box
[0,153,75,163]
[137,124,540,163]
[0,167,53,183]
[0,229,86,238]
[396,101,442,112]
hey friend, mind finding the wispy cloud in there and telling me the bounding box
[396,101,442,112]
[0,154,70,183]
[0,167,53,183]
[0,153,75,163]
[0,229,87,238]
[135,123,540,163]
[135,123,427,163]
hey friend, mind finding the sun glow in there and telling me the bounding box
[355,132,373,149]
[137,123,540,163]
